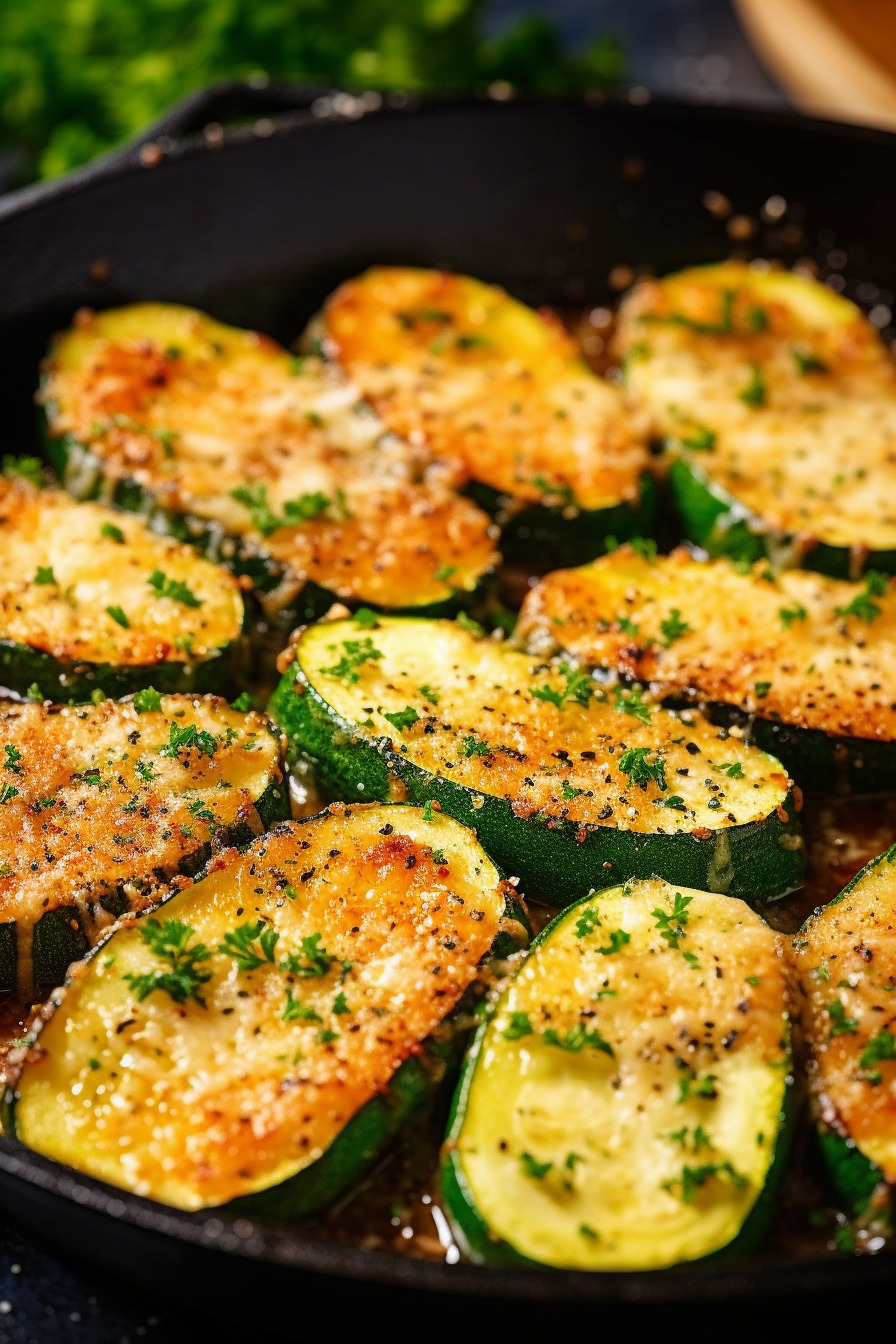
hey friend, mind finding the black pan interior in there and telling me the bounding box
[0,93,895,1307]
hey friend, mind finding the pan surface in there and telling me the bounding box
[0,90,895,1307]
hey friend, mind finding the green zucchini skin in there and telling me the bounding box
[44,430,488,624]
[469,471,659,570]
[669,457,896,579]
[233,1036,459,1222]
[710,709,896,797]
[816,1127,885,1222]
[441,881,795,1270]
[268,664,804,909]
[0,638,238,705]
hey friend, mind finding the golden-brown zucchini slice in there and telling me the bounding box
[321,267,655,564]
[10,805,511,1214]
[40,304,497,619]
[616,261,896,576]
[0,474,243,702]
[517,544,896,792]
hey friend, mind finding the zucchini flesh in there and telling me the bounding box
[442,878,792,1270]
[322,267,654,562]
[616,262,896,574]
[11,805,510,1213]
[40,303,497,616]
[518,545,896,792]
[793,843,896,1215]
[0,695,286,1000]
[269,612,804,905]
[0,476,243,702]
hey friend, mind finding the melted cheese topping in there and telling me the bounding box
[0,478,242,666]
[41,304,497,609]
[323,267,650,510]
[453,878,789,1270]
[795,848,896,1179]
[15,807,506,1209]
[0,696,281,992]
[518,546,896,742]
[616,262,896,551]
[297,616,793,834]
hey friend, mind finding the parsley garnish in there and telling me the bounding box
[0,784,18,805]
[418,683,440,704]
[520,1152,553,1180]
[218,919,279,970]
[123,918,213,1007]
[2,455,43,486]
[4,745,21,773]
[147,569,203,608]
[753,681,772,699]
[352,607,380,630]
[835,571,888,624]
[100,521,125,543]
[652,891,692,949]
[659,608,691,646]
[230,484,337,536]
[332,991,350,1016]
[282,989,322,1023]
[320,637,383,684]
[640,289,735,336]
[596,929,630,957]
[106,605,130,628]
[282,932,334,978]
[133,687,162,714]
[827,1000,859,1037]
[618,747,667,792]
[34,565,56,585]
[561,780,583,800]
[663,1161,747,1202]
[792,348,827,375]
[382,706,420,733]
[778,603,807,628]
[435,564,457,583]
[738,362,766,407]
[613,684,652,723]
[678,1072,719,1102]
[715,761,744,778]
[678,423,716,452]
[230,692,253,712]
[531,662,594,710]
[461,735,492,758]
[575,908,600,939]
[543,1023,615,1056]
[159,721,218,758]
[857,1027,896,1083]
[502,1012,533,1040]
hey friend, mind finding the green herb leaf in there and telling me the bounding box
[738,362,766,407]
[147,569,203,608]
[618,746,667,792]
[106,604,129,628]
[218,919,279,971]
[320,637,383,684]
[133,686,162,714]
[502,1012,533,1040]
[123,918,213,1007]
[34,565,56,585]
[100,521,126,543]
[382,706,420,733]
[659,608,691,646]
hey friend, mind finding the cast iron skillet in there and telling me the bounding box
[1,84,896,1318]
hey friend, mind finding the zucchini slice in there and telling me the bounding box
[269,612,804,905]
[10,805,512,1214]
[616,262,896,576]
[40,303,497,619]
[518,545,896,793]
[0,475,244,702]
[793,844,896,1218]
[442,878,793,1270]
[321,267,655,565]
[0,694,286,1000]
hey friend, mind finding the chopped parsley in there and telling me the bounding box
[320,637,383,685]
[100,521,125,543]
[659,608,691,646]
[662,1161,747,1203]
[352,607,380,630]
[678,423,716,452]
[753,681,772,699]
[502,1012,534,1040]
[218,919,279,970]
[618,746,667,792]
[382,706,420,733]
[575,908,601,939]
[677,1072,719,1102]
[4,745,21,773]
[123,918,213,1007]
[827,1000,859,1037]
[835,571,888,624]
[34,565,56,585]
[715,761,744,779]
[282,989,322,1023]
[332,991,351,1016]
[792,347,827,376]
[520,1152,553,1180]
[418,683,440,704]
[282,932,334,979]
[596,929,631,957]
[2,454,44,486]
[858,1027,896,1083]
[738,362,766,407]
[147,569,203,608]
[133,686,162,713]
[531,662,594,710]
[613,684,652,723]
[231,692,253,712]
[543,1023,614,1056]
[461,735,492,758]
[106,605,130,628]
[159,721,218,758]
[230,483,337,535]
[0,784,18,805]
[652,891,692,950]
